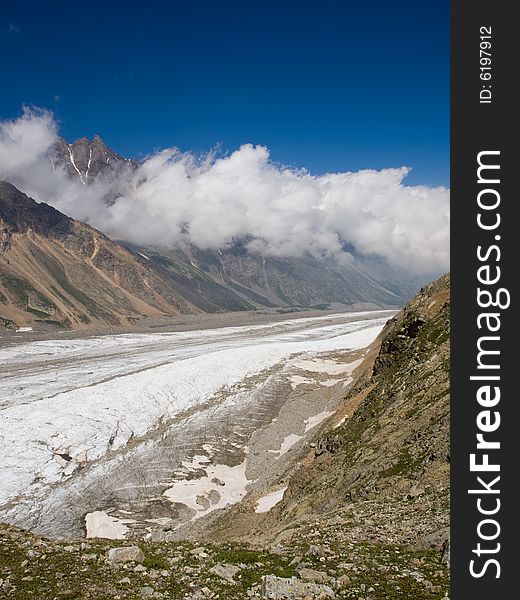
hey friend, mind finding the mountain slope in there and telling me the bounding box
[198,275,450,552]
[0,181,201,330]
[1,181,405,331]
[123,241,410,311]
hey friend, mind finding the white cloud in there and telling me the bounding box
[0,109,449,275]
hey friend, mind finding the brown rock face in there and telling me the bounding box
[0,181,197,330]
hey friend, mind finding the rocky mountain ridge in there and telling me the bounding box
[49,135,134,184]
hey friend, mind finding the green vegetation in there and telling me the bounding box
[0,525,449,599]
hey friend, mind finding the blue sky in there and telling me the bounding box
[1,0,449,186]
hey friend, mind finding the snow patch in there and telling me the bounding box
[294,358,355,374]
[86,148,92,180]
[68,146,86,185]
[163,457,249,521]
[334,416,348,429]
[85,510,134,539]
[320,378,343,387]
[304,410,335,433]
[277,434,303,456]
[255,487,287,513]
[289,375,314,389]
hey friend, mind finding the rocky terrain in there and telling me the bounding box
[0,276,450,598]
[0,524,448,600]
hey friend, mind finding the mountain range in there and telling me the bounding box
[1,136,428,331]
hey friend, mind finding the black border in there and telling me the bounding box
[451,1,518,596]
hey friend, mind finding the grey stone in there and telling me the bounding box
[442,539,450,567]
[297,568,330,583]
[209,563,241,583]
[261,575,335,599]
[106,545,145,565]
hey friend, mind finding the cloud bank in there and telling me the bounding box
[0,109,449,274]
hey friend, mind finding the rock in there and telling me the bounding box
[261,575,335,599]
[336,575,351,586]
[407,484,425,499]
[82,553,97,561]
[106,546,145,565]
[297,568,330,583]
[207,489,221,504]
[418,528,450,551]
[140,587,154,597]
[307,545,327,557]
[196,495,211,509]
[209,563,241,583]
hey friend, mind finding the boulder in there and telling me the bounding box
[106,545,145,565]
[209,563,241,583]
[261,575,335,598]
